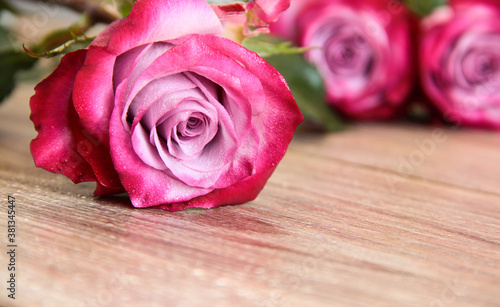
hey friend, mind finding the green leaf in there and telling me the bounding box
[403,0,448,16]
[243,34,313,57]
[0,50,38,103]
[266,54,345,132]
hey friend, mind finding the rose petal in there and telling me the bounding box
[248,0,290,23]
[106,0,222,55]
[125,74,199,131]
[109,86,213,207]
[119,42,176,122]
[30,50,96,184]
[130,123,167,170]
[156,100,218,159]
[155,165,277,212]
[113,43,150,91]
[72,46,116,156]
[151,96,240,188]
[71,46,124,192]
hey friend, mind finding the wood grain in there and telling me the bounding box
[1,81,500,307]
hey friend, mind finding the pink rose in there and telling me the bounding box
[419,0,500,129]
[212,0,290,37]
[247,0,291,23]
[30,0,303,211]
[271,0,413,120]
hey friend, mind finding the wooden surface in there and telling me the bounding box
[1,82,500,307]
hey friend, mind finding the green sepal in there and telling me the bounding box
[403,0,448,17]
[243,34,313,57]
[266,54,345,132]
[24,35,94,59]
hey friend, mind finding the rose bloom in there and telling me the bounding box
[212,0,290,23]
[419,0,500,129]
[271,0,413,120]
[212,0,290,38]
[30,0,303,211]
[248,0,291,23]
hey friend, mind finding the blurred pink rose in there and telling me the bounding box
[212,0,290,37]
[420,0,500,129]
[248,0,291,23]
[30,0,303,211]
[271,0,413,120]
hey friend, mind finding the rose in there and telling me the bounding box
[271,0,413,120]
[212,0,290,38]
[30,0,303,211]
[247,0,291,23]
[211,0,290,23]
[419,0,500,129]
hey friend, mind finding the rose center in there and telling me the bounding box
[477,54,498,76]
[175,114,207,141]
[461,49,500,86]
[325,34,372,76]
[188,117,201,128]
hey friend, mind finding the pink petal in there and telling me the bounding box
[118,42,176,124]
[112,43,150,91]
[106,0,222,55]
[109,87,213,208]
[189,35,302,189]
[72,46,115,145]
[210,3,246,20]
[125,74,199,131]
[248,0,290,23]
[155,165,277,211]
[130,123,167,170]
[71,46,123,192]
[30,50,96,184]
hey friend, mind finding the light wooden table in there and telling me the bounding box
[0,82,499,307]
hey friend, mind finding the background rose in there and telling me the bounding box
[271,0,413,120]
[30,0,303,211]
[419,0,500,129]
[212,0,290,39]
[247,0,291,24]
